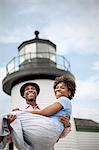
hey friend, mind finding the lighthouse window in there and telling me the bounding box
[50,53,55,62]
[36,43,55,62]
[25,43,36,60]
[37,43,49,58]
[19,48,25,64]
[19,43,36,64]
[19,47,25,56]
[48,46,55,62]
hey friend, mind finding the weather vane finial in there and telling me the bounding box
[34,30,39,39]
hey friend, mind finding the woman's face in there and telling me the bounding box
[54,82,69,99]
[23,85,37,101]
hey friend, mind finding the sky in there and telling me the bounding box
[0,0,99,122]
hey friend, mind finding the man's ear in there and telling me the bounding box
[23,93,26,98]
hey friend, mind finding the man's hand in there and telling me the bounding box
[7,114,16,131]
[58,116,70,128]
[7,114,16,124]
[0,136,4,142]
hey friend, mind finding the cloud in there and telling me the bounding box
[0,25,34,43]
[0,67,6,84]
[73,105,99,123]
[75,77,99,100]
[42,22,98,55]
[92,61,99,72]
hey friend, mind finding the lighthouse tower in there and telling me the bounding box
[2,31,79,150]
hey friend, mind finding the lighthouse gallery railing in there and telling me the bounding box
[6,52,71,75]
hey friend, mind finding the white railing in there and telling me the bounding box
[6,52,71,75]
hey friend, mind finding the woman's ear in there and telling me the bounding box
[68,91,71,96]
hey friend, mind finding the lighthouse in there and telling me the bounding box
[2,31,79,150]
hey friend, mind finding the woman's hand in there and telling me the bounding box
[58,116,70,128]
[12,108,20,111]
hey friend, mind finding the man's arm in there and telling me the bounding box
[57,116,71,140]
[58,116,70,128]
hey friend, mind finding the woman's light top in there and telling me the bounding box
[50,96,72,131]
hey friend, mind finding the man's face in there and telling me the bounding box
[23,85,37,101]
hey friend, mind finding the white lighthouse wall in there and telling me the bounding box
[11,79,79,150]
[76,132,99,150]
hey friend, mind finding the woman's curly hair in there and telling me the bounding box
[53,75,76,100]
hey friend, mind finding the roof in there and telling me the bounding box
[74,118,99,132]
